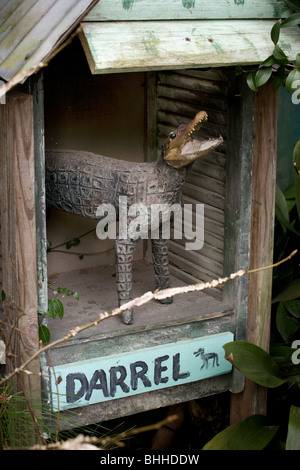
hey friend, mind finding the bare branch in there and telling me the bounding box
[0,249,297,389]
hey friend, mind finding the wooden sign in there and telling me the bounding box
[50,332,233,411]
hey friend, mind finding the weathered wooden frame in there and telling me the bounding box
[40,70,275,431]
[0,64,277,434]
[0,65,277,436]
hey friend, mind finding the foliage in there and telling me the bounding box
[244,1,300,95]
[203,415,279,450]
[203,140,300,450]
[0,382,47,449]
[205,3,300,450]
[38,285,79,345]
[37,234,85,344]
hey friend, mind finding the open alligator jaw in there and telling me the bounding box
[163,111,223,169]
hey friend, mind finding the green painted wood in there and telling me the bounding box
[50,332,233,411]
[29,71,48,315]
[152,69,227,300]
[80,20,300,74]
[223,72,254,393]
[85,0,290,21]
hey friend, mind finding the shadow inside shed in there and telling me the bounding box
[42,38,235,427]
[45,37,229,322]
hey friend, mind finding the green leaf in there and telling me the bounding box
[39,324,50,344]
[281,11,300,27]
[284,180,296,200]
[273,45,289,63]
[296,53,300,69]
[271,20,282,44]
[286,406,300,450]
[66,238,80,250]
[60,287,71,297]
[203,416,278,450]
[246,72,258,92]
[293,139,300,221]
[202,423,239,450]
[276,184,290,224]
[276,302,300,342]
[270,344,297,368]
[272,75,284,90]
[226,415,279,450]
[261,55,276,67]
[223,341,287,388]
[273,279,300,302]
[255,66,273,87]
[0,290,5,302]
[285,69,300,92]
[275,184,300,235]
[284,0,300,12]
[284,299,300,318]
[47,298,64,319]
[73,291,80,301]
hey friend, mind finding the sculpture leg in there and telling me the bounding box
[151,238,173,304]
[115,237,136,325]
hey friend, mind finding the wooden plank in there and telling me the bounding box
[182,193,225,225]
[191,159,226,181]
[50,332,233,411]
[169,240,224,272]
[169,265,223,300]
[0,0,98,81]
[29,72,48,315]
[85,0,290,21]
[0,92,41,445]
[157,85,228,112]
[169,250,224,280]
[157,110,226,139]
[43,259,233,429]
[45,261,232,344]
[152,69,227,300]
[170,234,224,263]
[222,72,254,394]
[171,216,225,250]
[230,82,278,423]
[80,20,300,74]
[157,97,227,126]
[183,182,225,210]
[158,72,228,96]
[186,171,225,197]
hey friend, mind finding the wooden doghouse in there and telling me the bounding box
[0,0,299,436]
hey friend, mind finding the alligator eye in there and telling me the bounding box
[169,132,177,139]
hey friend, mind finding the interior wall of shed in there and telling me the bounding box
[44,38,146,276]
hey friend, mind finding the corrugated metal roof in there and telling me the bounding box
[0,0,98,82]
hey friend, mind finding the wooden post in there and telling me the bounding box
[230,82,278,422]
[0,92,42,445]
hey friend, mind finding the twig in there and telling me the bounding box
[97,414,178,448]
[7,414,178,450]
[49,227,96,251]
[0,249,297,389]
[15,372,47,446]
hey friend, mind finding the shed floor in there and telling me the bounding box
[46,260,232,343]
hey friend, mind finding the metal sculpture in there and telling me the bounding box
[45,111,222,324]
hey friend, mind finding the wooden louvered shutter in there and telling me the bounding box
[153,69,228,300]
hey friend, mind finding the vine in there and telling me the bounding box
[243,1,300,94]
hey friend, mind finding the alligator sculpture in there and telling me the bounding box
[45,111,223,325]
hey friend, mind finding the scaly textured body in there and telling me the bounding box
[45,111,222,324]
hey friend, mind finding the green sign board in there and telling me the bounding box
[50,332,233,411]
